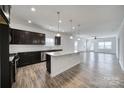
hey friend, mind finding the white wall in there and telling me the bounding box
[75,38,86,51]
[117,18,124,71]
[116,36,119,59]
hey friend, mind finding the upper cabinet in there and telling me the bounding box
[9,28,45,45]
[55,36,61,45]
[0,5,11,25]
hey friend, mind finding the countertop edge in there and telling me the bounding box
[9,49,63,55]
[46,51,84,57]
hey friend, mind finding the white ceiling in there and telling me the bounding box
[10,5,124,37]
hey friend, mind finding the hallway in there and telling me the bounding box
[13,52,124,88]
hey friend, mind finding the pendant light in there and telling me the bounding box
[69,19,73,39]
[77,24,80,31]
[77,24,81,41]
[56,11,61,37]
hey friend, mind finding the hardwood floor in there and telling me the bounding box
[13,52,124,88]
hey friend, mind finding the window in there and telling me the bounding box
[90,43,94,50]
[98,41,112,49]
[105,42,112,49]
[98,42,104,49]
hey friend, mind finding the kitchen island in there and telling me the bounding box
[46,50,82,77]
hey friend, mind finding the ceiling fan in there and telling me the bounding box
[91,36,97,39]
[91,36,104,39]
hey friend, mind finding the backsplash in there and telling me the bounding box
[9,45,62,53]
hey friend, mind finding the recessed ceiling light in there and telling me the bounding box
[77,38,80,41]
[49,26,52,29]
[56,33,61,37]
[70,36,73,39]
[31,7,36,12]
[59,20,62,23]
[72,26,75,30]
[62,30,64,32]
[28,20,32,23]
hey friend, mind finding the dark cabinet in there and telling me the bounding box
[18,52,41,67]
[10,61,15,84]
[30,32,45,44]
[10,28,45,45]
[0,24,10,88]
[55,36,61,45]
[0,6,11,88]
[46,54,51,73]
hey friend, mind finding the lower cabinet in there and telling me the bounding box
[46,54,51,73]
[17,50,62,67]
[10,61,15,84]
[18,52,41,67]
[55,36,61,45]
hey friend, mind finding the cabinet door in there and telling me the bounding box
[24,31,31,44]
[32,33,40,44]
[41,34,45,45]
[18,52,41,67]
[31,33,45,45]
[55,36,61,45]
[10,29,46,45]
[11,29,25,44]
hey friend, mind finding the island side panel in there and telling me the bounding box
[51,53,81,77]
